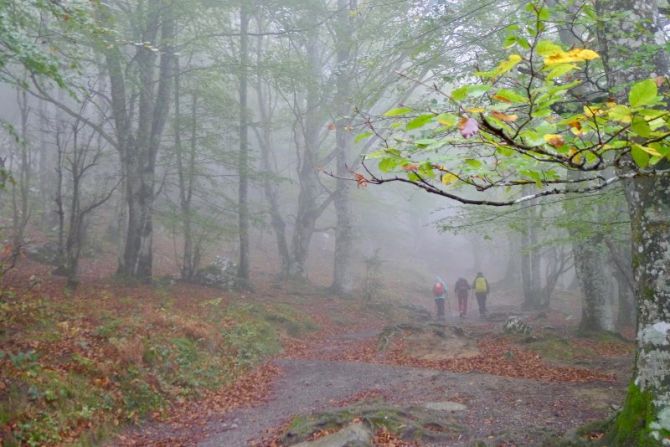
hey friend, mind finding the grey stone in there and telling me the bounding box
[194,256,237,289]
[290,423,373,447]
[503,316,532,335]
[423,401,468,412]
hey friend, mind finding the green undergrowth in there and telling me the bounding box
[543,383,667,447]
[513,330,633,365]
[0,286,317,446]
[525,336,593,362]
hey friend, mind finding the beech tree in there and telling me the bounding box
[359,2,670,444]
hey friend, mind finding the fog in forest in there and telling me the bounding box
[0,1,667,446]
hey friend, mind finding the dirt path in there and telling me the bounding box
[200,359,435,446]
[195,323,626,446]
[196,361,623,447]
[115,316,629,447]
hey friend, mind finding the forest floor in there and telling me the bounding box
[0,257,634,447]
[112,302,632,447]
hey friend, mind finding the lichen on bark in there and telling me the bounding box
[611,382,661,446]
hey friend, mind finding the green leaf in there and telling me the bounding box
[378,157,403,173]
[415,138,437,147]
[384,107,413,117]
[451,86,468,101]
[466,84,491,97]
[537,6,551,21]
[354,131,373,143]
[535,121,557,135]
[493,88,528,104]
[608,105,631,123]
[406,114,434,130]
[631,115,652,138]
[436,113,459,127]
[451,84,490,101]
[365,149,386,159]
[536,40,563,57]
[519,130,545,147]
[496,145,514,157]
[629,79,658,108]
[464,159,483,169]
[631,144,650,168]
[418,162,435,179]
[502,35,517,49]
[545,63,577,79]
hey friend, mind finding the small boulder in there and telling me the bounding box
[194,256,237,289]
[24,241,60,265]
[503,316,532,335]
[290,422,373,447]
[423,401,468,412]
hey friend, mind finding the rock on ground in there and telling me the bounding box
[290,422,373,447]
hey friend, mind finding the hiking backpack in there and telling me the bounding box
[433,281,445,297]
[475,277,488,293]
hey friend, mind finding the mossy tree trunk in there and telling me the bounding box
[595,0,670,443]
[616,173,670,444]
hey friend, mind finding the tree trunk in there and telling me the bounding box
[521,190,542,309]
[237,3,251,289]
[573,238,614,332]
[618,172,670,443]
[331,0,356,295]
[254,60,291,279]
[595,0,670,443]
[105,0,175,282]
[11,87,31,252]
[289,34,323,279]
[173,58,198,280]
[520,222,533,307]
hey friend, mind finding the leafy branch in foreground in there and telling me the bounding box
[352,2,670,206]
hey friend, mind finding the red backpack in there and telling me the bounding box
[433,281,445,297]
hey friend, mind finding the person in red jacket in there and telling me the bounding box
[432,276,447,321]
[454,277,471,319]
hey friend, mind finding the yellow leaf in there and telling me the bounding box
[583,105,605,117]
[467,107,485,113]
[491,111,518,122]
[544,134,565,147]
[568,148,583,164]
[544,48,600,66]
[441,173,458,185]
[568,48,599,61]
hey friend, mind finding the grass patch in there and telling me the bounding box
[525,336,592,362]
[516,330,633,365]
[0,282,316,445]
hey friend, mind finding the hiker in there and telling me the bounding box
[432,276,447,321]
[472,272,490,318]
[454,277,471,319]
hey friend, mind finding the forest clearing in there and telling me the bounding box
[2,0,670,446]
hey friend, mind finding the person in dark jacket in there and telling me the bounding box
[472,272,490,318]
[454,277,470,319]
